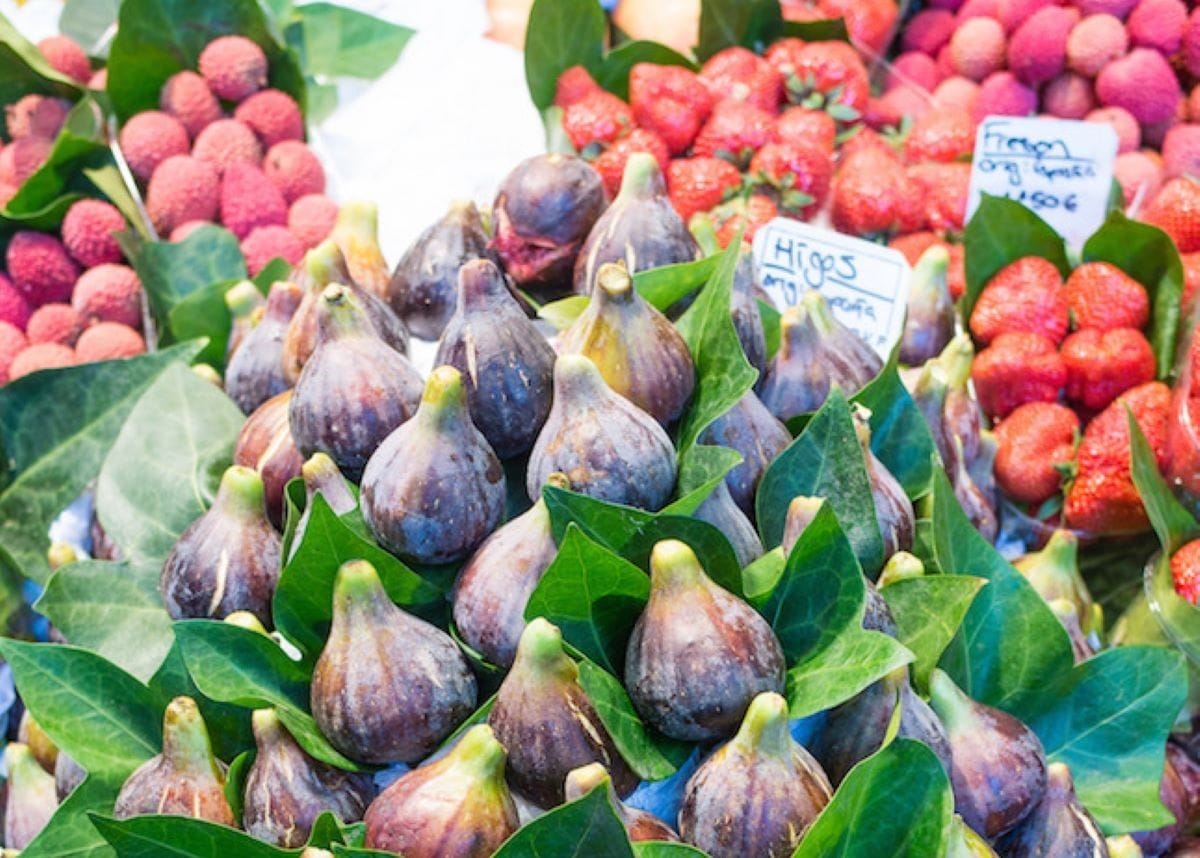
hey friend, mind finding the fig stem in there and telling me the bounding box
[554,354,608,400]
[444,724,508,785]
[912,244,950,291]
[878,551,925,587]
[161,697,223,781]
[927,670,970,731]
[731,692,792,759]
[215,465,268,520]
[305,239,346,289]
[937,333,975,391]
[1037,529,1079,572]
[800,289,838,335]
[224,280,264,320]
[595,262,634,303]
[418,366,469,429]
[301,452,342,485]
[564,762,610,800]
[224,611,270,635]
[332,560,389,617]
[333,200,380,251]
[649,540,706,591]
[251,708,284,743]
[514,619,579,683]
[618,151,661,201]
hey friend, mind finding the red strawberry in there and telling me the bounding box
[554,65,601,109]
[591,129,670,198]
[1143,177,1200,253]
[699,47,783,113]
[562,90,633,151]
[1171,539,1200,605]
[971,331,1067,419]
[889,231,944,267]
[902,107,976,164]
[1061,327,1156,413]
[666,157,743,223]
[776,107,837,154]
[906,161,970,231]
[749,141,834,217]
[707,193,779,248]
[810,0,899,55]
[1064,262,1150,332]
[767,39,870,116]
[969,256,1069,345]
[1182,251,1200,319]
[692,100,777,167]
[830,145,919,236]
[629,63,713,156]
[947,244,966,300]
[994,402,1079,505]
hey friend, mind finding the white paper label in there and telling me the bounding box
[967,116,1118,248]
[751,218,912,360]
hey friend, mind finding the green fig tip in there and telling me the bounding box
[733,692,791,757]
[564,762,611,801]
[515,618,577,679]
[218,465,267,519]
[251,707,281,735]
[301,452,340,483]
[649,540,706,589]
[544,472,571,492]
[224,611,269,635]
[618,151,663,200]
[595,262,633,300]
[224,280,263,317]
[879,551,925,587]
[162,696,221,779]
[451,724,508,780]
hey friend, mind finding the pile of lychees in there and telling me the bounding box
[118,35,337,276]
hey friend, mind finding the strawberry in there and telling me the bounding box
[591,129,670,198]
[902,107,976,164]
[1061,327,1156,413]
[749,141,833,217]
[994,402,1079,506]
[1063,381,1171,535]
[666,157,743,223]
[706,193,779,248]
[947,243,966,300]
[810,0,899,55]
[1064,262,1150,332]
[971,331,1067,419]
[1171,539,1200,605]
[767,39,870,117]
[1182,251,1200,320]
[830,145,919,237]
[562,90,633,151]
[629,63,712,156]
[1143,177,1200,253]
[699,46,784,113]
[692,100,777,167]
[554,65,601,109]
[906,161,970,232]
[889,231,944,267]
[969,256,1069,346]
[776,107,837,154]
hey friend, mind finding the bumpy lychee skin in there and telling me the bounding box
[949,17,1006,81]
[0,321,26,383]
[159,70,223,138]
[973,72,1038,122]
[0,275,32,331]
[1127,0,1186,54]
[1163,124,1200,179]
[10,342,75,378]
[932,76,981,114]
[1067,14,1128,77]
[902,8,956,54]
[72,264,142,328]
[118,111,190,182]
[62,199,125,267]
[26,303,84,346]
[288,194,337,249]
[234,90,303,147]
[888,52,940,92]
[1008,5,1078,87]
[146,155,220,236]
[1086,106,1141,153]
[219,163,287,239]
[262,140,324,203]
[1096,48,1182,125]
[169,221,209,243]
[6,94,70,139]
[198,35,268,102]
[192,118,263,173]
[1078,0,1138,16]
[7,231,79,307]
[36,36,90,84]
[1043,73,1095,120]
[1114,150,1164,206]
[240,225,303,275]
[75,322,145,362]
[0,135,51,186]
[1186,9,1200,79]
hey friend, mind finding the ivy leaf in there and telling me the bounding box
[852,354,937,499]
[523,0,605,112]
[19,775,119,858]
[284,3,413,80]
[492,777,634,857]
[91,814,294,857]
[881,575,986,690]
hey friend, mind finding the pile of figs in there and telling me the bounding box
[25,151,1193,857]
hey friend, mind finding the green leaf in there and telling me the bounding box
[852,355,937,499]
[1129,412,1200,554]
[792,739,953,857]
[60,0,122,58]
[0,14,83,102]
[492,776,634,857]
[523,0,606,112]
[525,525,649,674]
[962,194,1071,329]
[696,0,783,60]
[20,776,119,858]
[167,280,241,370]
[756,388,884,574]
[287,3,412,79]
[633,845,708,857]
[272,494,446,668]
[881,575,986,689]
[0,341,204,584]
[35,559,175,683]
[667,444,741,515]
[106,0,306,122]
[634,255,718,313]
[785,629,914,720]
[95,362,245,567]
[1083,212,1184,377]
[224,749,254,824]
[121,226,246,332]
[537,295,589,331]
[593,39,697,100]
[91,814,294,857]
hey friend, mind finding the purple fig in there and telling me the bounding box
[310,560,477,764]
[1131,743,1193,856]
[1047,600,1097,664]
[559,261,695,426]
[853,408,915,558]
[490,153,608,300]
[288,283,423,481]
[780,495,825,554]
[564,763,679,842]
[951,436,999,544]
[90,514,123,561]
[695,481,764,569]
[160,465,281,626]
[243,709,374,847]
[18,711,56,774]
[331,201,391,299]
[452,473,567,668]
[488,618,636,806]
[940,334,981,466]
[995,763,1109,857]
[966,430,999,521]
[361,365,506,564]
[679,692,832,858]
[699,390,791,519]
[3,743,56,849]
[233,389,304,529]
[1015,530,1096,635]
[289,453,357,560]
[364,724,518,857]
[388,201,490,340]
[433,258,555,458]
[900,244,954,366]
[113,697,235,825]
[573,152,699,295]
[625,540,785,742]
[929,670,1048,839]
[526,354,677,510]
[224,279,266,362]
[911,359,955,469]
[54,751,85,802]
[225,280,302,414]
[732,249,768,379]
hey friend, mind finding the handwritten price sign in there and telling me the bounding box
[751,218,911,360]
[967,116,1118,247]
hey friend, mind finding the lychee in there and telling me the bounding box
[1127,0,1186,54]
[1043,72,1096,120]
[118,111,190,182]
[6,95,70,140]
[0,136,51,186]
[1067,15,1128,78]
[1007,6,1078,87]
[192,118,263,173]
[1114,150,1164,207]
[1077,0,1138,16]
[169,221,210,243]
[973,72,1038,123]
[949,17,1006,82]
[262,140,324,203]
[240,225,303,275]
[932,76,981,114]
[0,321,26,384]
[287,193,337,250]
[219,162,287,239]
[6,231,79,307]
[198,35,268,102]
[75,322,145,362]
[145,155,220,235]
[0,275,31,331]
[902,9,956,54]
[10,342,76,379]
[997,0,1055,32]
[1086,106,1141,153]
[1163,125,1200,179]
[1095,48,1181,125]
[62,199,125,267]
[72,264,142,328]
[37,36,90,84]
[887,52,940,93]
[233,89,302,147]
[159,71,223,138]
[26,303,84,346]
[867,86,932,129]
[956,0,1001,20]
[1185,9,1200,79]
[88,68,106,90]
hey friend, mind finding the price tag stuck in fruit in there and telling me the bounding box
[967,115,1118,248]
[752,218,911,360]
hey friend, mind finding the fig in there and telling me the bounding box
[289,452,357,560]
[759,290,883,422]
[695,480,764,568]
[54,751,85,801]
[91,514,123,561]
[433,257,555,458]
[310,560,476,764]
[18,711,57,773]
[452,473,567,668]
[225,280,303,414]
[160,465,281,626]
[911,358,954,468]
[732,249,768,380]
[626,540,785,742]
[679,692,832,858]
[488,618,636,806]
[559,261,695,426]
[951,436,999,543]
[225,279,266,362]
[780,495,826,553]
[113,696,234,825]
[331,201,391,298]
[573,152,699,295]
[1131,743,1192,856]
[364,724,517,857]
[388,200,490,340]
[233,389,304,529]
[995,763,1109,857]
[361,365,506,564]
[1015,530,1096,635]
[699,390,791,519]
[288,283,423,481]
[862,577,900,636]
[947,815,999,856]
[243,708,374,847]
[490,153,608,300]
[929,669,1048,840]
[966,430,999,520]
[565,763,679,842]
[3,743,56,849]
[526,354,677,510]
[877,550,925,587]
[224,610,270,635]
[853,408,915,558]
[899,244,954,366]
[1048,599,1097,664]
